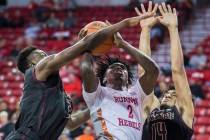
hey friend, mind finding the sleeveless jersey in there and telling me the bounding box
[142,106,193,140]
[7,68,73,140]
[83,81,146,140]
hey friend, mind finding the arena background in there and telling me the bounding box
[0,0,209,139]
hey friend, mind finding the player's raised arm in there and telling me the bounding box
[158,3,194,128]
[113,32,159,95]
[135,1,160,119]
[35,14,155,81]
[80,53,99,93]
[135,1,158,56]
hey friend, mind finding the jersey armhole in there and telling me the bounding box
[82,83,103,108]
[32,67,48,85]
[135,80,147,101]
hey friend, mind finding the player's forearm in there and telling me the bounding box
[67,109,90,131]
[139,27,152,56]
[80,53,94,77]
[46,20,129,71]
[80,53,99,92]
[48,42,87,71]
[120,40,159,74]
[168,27,184,73]
[84,19,129,51]
[138,27,151,76]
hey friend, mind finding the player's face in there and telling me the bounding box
[104,62,128,86]
[161,90,176,107]
[27,49,47,67]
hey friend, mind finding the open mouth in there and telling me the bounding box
[113,70,123,75]
[163,98,171,102]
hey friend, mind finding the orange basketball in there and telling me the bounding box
[83,21,114,56]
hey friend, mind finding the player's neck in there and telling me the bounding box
[106,83,127,91]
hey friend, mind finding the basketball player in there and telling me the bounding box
[135,1,160,122]
[136,3,194,140]
[5,14,154,140]
[81,19,159,140]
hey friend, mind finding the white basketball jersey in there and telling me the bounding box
[83,80,146,140]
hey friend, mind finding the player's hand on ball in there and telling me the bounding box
[78,28,88,39]
[157,3,178,28]
[125,12,155,27]
[135,1,158,29]
[105,20,124,47]
[113,32,124,48]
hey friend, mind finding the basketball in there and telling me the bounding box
[83,21,114,56]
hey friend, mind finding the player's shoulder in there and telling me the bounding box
[24,67,34,80]
[128,80,142,92]
[37,54,55,67]
[35,54,56,73]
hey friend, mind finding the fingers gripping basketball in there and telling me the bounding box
[81,21,114,56]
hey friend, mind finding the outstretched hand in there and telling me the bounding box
[135,1,158,29]
[157,3,178,28]
[125,11,155,27]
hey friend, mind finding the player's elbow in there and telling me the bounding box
[171,65,185,74]
[67,119,77,131]
[80,61,93,77]
[149,63,160,78]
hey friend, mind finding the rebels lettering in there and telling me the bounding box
[114,96,138,106]
[118,118,141,131]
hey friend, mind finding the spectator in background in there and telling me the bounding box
[150,24,165,50]
[189,77,205,100]
[11,10,25,28]
[52,0,66,10]
[68,0,78,10]
[75,126,94,140]
[126,0,141,11]
[10,101,20,124]
[178,0,194,24]
[29,0,50,23]
[53,21,70,40]
[11,36,25,58]
[46,12,60,28]
[0,111,14,139]
[0,36,6,48]
[189,46,207,69]
[64,11,76,28]
[0,12,12,27]
[34,6,50,23]
[63,73,82,98]
[24,19,41,39]
[0,36,7,57]
[58,128,72,140]
[0,100,8,112]
[182,45,190,67]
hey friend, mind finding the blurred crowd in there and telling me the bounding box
[0,0,196,60]
[127,0,194,50]
[0,60,206,139]
[0,0,208,139]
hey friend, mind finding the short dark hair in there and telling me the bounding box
[96,56,133,86]
[17,47,37,73]
[168,85,175,91]
[161,85,176,97]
